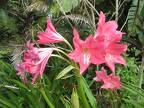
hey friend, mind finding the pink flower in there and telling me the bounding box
[94,68,122,90]
[28,48,53,83]
[103,43,127,72]
[37,18,64,44]
[16,41,53,84]
[93,67,107,82]
[94,11,127,72]
[101,74,122,90]
[94,11,124,45]
[92,43,127,72]
[68,28,104,74]
[16,62,28,84]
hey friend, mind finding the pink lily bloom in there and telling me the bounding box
[93,67,107,82]
[68,28,104,74]
[16,41,53,84]
[37,18,64,44]
[101,74,122,90]
[103,43,127,72]
[94,68,122,90]
[16,62,28,84]
[28,48,53,84]
[94,11,127,72]
[94,11,125,45]
[92,43,127,72]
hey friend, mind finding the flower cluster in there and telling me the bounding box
[16,18,64,84]
[93,68,122,89]
[16,11,127,89]
[68,11,127,89]
[17,41,54,84]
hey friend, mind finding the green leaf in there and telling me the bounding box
[60,96,71,108]
[58,0,80,12]
[0,9,17,32]
[82,77,97,108]
[140,5,144,16]
[95,0,104,4]
[128,0,144,36]
[11,79,29,90]
[123,98,144,108]
[127,0,138,35]
[138,32,144,46]
[61,74,73,79]
[0,95,16,108]
[56,65,74,79]
[0,9,8,26]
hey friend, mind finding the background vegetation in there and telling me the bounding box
[0,0,144,108]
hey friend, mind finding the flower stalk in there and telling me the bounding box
[74,64,91,108]
[115,0,119,22]
[40,89,55,108]
[76,75,91,108]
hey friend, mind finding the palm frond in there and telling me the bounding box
[26,0,49,12]
[61,14,92,26]
[128,0,144,36]
[10,47,23,68]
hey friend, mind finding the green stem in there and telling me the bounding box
[40,89,55,108]
[109,90,116,108]
[139,64,144,88]
[75,69,91,108]
[115,0,119,22]
[63,38,73,50]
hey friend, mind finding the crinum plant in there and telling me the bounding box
[16,11,127,108]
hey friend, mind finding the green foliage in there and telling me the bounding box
[128,0,144,47]
[26,0,50,12]
[0,61,63,108]
[0,49,11,59]
[127,0,139,35]
[57,0,81,13]
[0,9,17,32]
[0,0,144,108]
[117,55,138,84]
[123,83,144,108]
[81,77,97,108]
[95,0,104,4]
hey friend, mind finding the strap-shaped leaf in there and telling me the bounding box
[56,65,74,79]
[82,77,97,108]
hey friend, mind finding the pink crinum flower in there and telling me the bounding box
[16,62,28,84]
[16,41,53,84]
[101,74,122,89]
[94,68,122,90]
[68,28,104,74]
[94,11,124,44]
[94,11,127,72]
[37,18,64,44]
[93,67,107,82]
[104,43,127,72]
[69,12,127,73]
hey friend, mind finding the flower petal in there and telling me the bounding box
[37,18,64,44]
[98,11,106,26]
[101,74,122,89]
[94,68,107,82]
[113,55,126,66]
[108,43,127,55]
[46,17,57,33]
